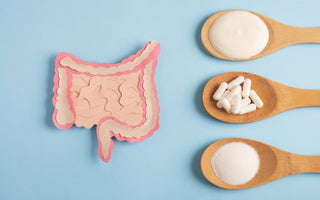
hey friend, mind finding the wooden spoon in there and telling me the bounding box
[201,138,320,189]
[201,10,320,61]
[202,72,320,123]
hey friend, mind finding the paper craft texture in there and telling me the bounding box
[52,41,160,162]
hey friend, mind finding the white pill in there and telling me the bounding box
[213,82,228,100]
[239,104,257,114]
[231,94,242,114]
[217,91,230,108]
[221,90,230,99]
[249,90,263,108]
[226,85,241,102]
[241,98,251,107]
[227,76,244,90]
[242,79,251,98]
[231,94,239,105]
[219,97,231,113]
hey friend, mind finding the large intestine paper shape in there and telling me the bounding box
[52,41,160,163]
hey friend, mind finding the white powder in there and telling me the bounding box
[211,142,260,185]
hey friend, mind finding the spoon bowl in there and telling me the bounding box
[202,72,320,123]
[201,10,320,61]
[201,138,277,189]
[201,138,320,189]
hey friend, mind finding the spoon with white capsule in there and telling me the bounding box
[202,72,320,123]
[201,138,320,189]
[201,10,320,61]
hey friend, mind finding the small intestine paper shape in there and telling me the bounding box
[52,41,160,162]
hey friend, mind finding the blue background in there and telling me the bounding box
[1,0,320,199]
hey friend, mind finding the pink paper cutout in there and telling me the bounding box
[52,41,160,162]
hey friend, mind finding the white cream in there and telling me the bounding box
[211,142,260,185]
[208,11,269,59]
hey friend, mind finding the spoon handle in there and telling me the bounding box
[290,88,320,108]
[267,21,320,57]
[290,27,320,44]
[272,22,320,46]
[290,154,320,174]
[275,83,320,109]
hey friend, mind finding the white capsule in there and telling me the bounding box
[219,97,231,113]
[227,76,244,90]
[241,98,251,107]
[213,82,228,100]
[239,104,257,114]
[231,94,242,114]
[216,100,223,108]
[231,94,240,105]
[217,90,230,108]
[221,90,230,99]
[242,79,251,98]
[226,85,241,102]
[249,90,263,108]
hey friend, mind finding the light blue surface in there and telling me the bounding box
[1,0,320,199]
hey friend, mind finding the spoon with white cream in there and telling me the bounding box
[201,10,320,60]
[201,138,320,189]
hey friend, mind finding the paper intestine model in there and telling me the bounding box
[52,41,160,162]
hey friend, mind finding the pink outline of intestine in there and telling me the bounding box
[52,41,160,163]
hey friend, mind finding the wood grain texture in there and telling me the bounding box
[201,138,320,190]
[202,72,320,123]
[201,10,320,61]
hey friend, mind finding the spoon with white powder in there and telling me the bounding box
[201,10,320,61]
[202,72,320,123]
[201,138,320,189]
